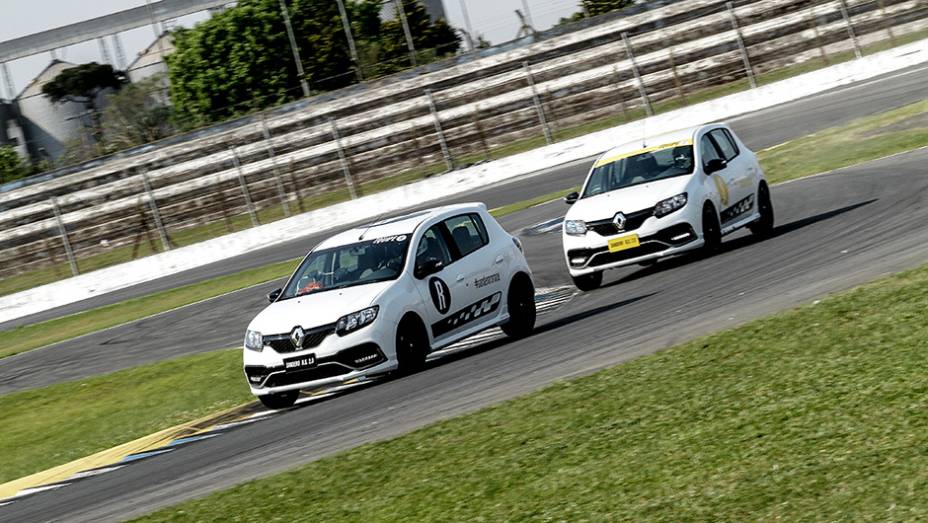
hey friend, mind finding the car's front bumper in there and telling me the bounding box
[243,323,398,396]
[563,207,703,276]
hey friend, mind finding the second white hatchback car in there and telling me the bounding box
[243,203,536,408]
[562,124,774,290]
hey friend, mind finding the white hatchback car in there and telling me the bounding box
[243,203,536,408]
[562,124,774,290]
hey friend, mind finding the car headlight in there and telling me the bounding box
[335,306,379,336]
[564,219,588,236]
[244,329,264,352]
[654,193,688,218]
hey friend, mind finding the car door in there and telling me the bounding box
[440,213,506,335]
[699,131,738,223]
[708,128,755,219]
[412,222,460,345]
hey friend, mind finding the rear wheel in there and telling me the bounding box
[501,275,536,338]
[702,204,722,254]
[395,316,429,374]
[749,183,775,237]
[258,390,299,410]
[572,271,602,292]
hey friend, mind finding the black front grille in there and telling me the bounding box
[264,364,351,388]
[587,208,653,237]
[263,324,335,353]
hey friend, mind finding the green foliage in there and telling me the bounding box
[167,0,353,127]
[41,62,125,105]
[100,75,176,150]
[0,145,26,184]
[167,0,461,126]
[582,0,635,17]
[365,0,460,76]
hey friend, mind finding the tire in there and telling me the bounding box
[702,204,722,254]
[749,183,775,237]
[395,315,429,374]
[258,390,299,409]
[572,271,603,292]
[501,275,536,338]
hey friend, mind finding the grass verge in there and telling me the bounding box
[0,347,248,485]
[136,263,928,521]
[759,100,928,184]
[4,31,923,297]
[0,258,299,360]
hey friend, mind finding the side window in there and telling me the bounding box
[444,214,488,258]
[710,129,739,161]
[700,134,724,169]
[415,225,452,268]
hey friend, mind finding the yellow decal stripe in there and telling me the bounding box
[712,174,730,207]
[594,139,693,168]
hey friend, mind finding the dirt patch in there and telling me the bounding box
[862,111,928,137]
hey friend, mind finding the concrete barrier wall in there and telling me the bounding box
[0,0,926,278]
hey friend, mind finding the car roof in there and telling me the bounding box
[593,124,716,168]
[315,202,488,250]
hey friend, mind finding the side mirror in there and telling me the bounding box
[414,258,444,279]
[564,191,579,205]
[704,158,727,175]
[267,288,282,303]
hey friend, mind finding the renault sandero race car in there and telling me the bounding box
[243,203,536,408]
[562,123,774,291]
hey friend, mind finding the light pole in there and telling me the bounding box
[279,0,311,97]
[335,0,363,80]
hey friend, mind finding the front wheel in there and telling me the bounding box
[395,317,429,374]
[501,276,536,338]
[572,271,602,292]
[749,184,774,237]
[702,205,722,254]
[259,390,299,409]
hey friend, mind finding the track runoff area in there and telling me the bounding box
[1,66,928,520]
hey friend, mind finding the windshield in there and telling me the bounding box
[583,142,695,198]
[280,235,411,299]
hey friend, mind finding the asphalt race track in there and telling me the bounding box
[1,65,928,521]
[2,62,927,331]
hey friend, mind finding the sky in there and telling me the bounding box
[0,0,581,97]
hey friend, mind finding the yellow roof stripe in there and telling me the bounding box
[593,139,693,168]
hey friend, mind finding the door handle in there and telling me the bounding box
[456,274,465,282]
[495,255,504,264]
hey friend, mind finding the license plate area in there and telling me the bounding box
[607,234,640,253]
[283,354,316,371]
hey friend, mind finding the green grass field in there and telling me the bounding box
[0,347,248,485]
[0,259,299,360]
[759,100,928,184]
[135,263,928,521]
[4,31,923,298]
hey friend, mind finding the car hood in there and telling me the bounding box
[248,280,393,334]
[567,176,692,222]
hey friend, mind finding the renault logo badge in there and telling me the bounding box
[290,326,305,349]
[613,212,627,231]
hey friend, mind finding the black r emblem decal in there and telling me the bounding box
[429,277,451,314]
